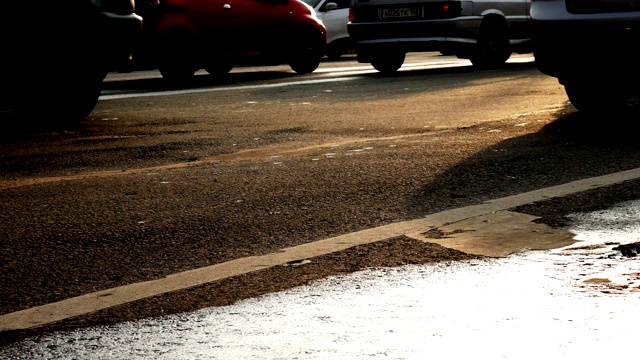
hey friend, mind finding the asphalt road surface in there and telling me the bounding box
[2,53,640,346]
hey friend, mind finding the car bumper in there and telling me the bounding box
[531,0,640,81]
[348,17,481,60]
[349,17,481,43]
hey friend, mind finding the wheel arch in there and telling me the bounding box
[478,13,510,34]
[291,23,327,58]
[152,13,198,38]
[478,9,507,18]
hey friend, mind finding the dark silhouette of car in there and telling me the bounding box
[0,1,143,125]
[347,0,533,74]
[134,0,327,82]
[532,0,640,111]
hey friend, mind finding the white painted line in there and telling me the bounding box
[100,56,535,101]
[4,166,636,332]
[99,77,356,101]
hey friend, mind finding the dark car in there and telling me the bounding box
[134,0,327,82]
[347,0,533,74]
[531,0,640,111]
[0,1,142,125]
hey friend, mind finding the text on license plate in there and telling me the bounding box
[381,7,421,18]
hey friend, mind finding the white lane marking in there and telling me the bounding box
[99,77,356,101]
[99,56,536,101]
[1,165,639,331]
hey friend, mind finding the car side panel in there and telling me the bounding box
[138,0,326,70]
[348,0,532,55]
[222,0,293,54]
[473,0,531,40]
[531,0,640,81]
[317,1,350,45]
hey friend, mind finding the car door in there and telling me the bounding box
[220,0,293,55]
[507,0,531,39]
[317,0,350,45]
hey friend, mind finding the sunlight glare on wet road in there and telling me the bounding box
[3,200,640,359]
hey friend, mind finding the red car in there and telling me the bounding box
[135,0,327,81]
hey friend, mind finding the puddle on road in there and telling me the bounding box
[3,200,640,359]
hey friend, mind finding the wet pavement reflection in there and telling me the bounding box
[3,200,640,359]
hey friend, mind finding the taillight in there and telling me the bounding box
[349,7,354,22]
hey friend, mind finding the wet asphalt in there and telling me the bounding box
[2,196,639,359]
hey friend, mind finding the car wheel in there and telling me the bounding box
[288,28,324,74]
[371,52,405,74]
[289,51,322,74]
[205,62,234,77]
[564,79,629,112]
[326,43,344,60]
[62,71,104,122]
[158,30,198,82]
[159,66,198,82]
[470,17,511,69]
[289,55,321,74]
[15,66,103,126]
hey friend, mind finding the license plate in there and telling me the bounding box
[381,7,421,19]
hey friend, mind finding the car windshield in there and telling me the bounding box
[301,0,323,8]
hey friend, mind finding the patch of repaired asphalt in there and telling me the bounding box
[409,210,577,257]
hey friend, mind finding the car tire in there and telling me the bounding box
[159,66,198,82]
[470,17,511,69]
[13,65,103,126]
[59,71,104,122]
[326,43,345,60]
[289,55,322,74]
[289,50,322,74]
[564,79,629,112]
[288,28,324,74]
[158,30,199,82]
[371,52,405,74]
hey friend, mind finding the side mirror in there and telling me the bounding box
[324,2,338,10]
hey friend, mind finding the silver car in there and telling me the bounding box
[348,0,533,73]
[303,0,354,59]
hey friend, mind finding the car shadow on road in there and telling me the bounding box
[102,69,301,92]
[409,101,640,218]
